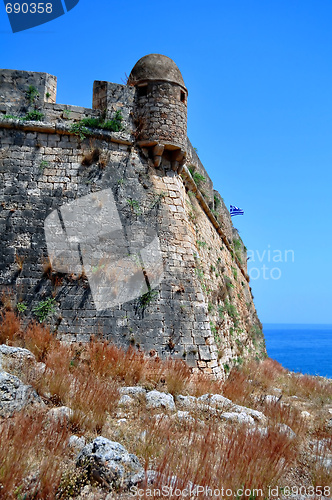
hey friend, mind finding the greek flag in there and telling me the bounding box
[230,205,244,217]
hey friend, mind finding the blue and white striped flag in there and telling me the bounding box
[230,205,244,217]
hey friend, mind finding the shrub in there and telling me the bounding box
[26,85,39,105]
[72,110,123,140]
[2,113,21,120]
[81,147,100,166]
[188,165,206,188]
[222,300,239,322]
[214,194,221,209]
[16,302,27,313]
[24,110,44,121]
[32,298,56,323]
[70,122,91,140]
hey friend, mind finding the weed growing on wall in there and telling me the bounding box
[188,165,206,190]
[71,110,124,140]
[2,110,44,122]
[25,85,39,106]
[24,110,44,121]
[39,160,49,171]
[233,238,244,264]
[137,288,158,315]
[70,122,91,141]
[16,302,27,314]
[127,198,142,215]
[32,298,56,323]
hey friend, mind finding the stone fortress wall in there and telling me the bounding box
[0,55,266,378]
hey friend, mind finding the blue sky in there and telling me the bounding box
[1,0,331,324]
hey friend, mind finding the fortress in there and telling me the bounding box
[0,54,266,378]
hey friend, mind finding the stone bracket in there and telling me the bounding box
[152,143,164,167]
[171,149,186,173]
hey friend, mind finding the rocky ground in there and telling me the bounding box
[0,312,331,499]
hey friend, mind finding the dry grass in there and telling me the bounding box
[310,436,332,489]
[69,372,120,433]
[0,309,21,344]
[162,359,192,396]
[240,358,332,406]
[15,254,24,271]
[21,321,56,362]
[84,338,149,384]
[0,411,70,499]
[188,373,222,397]
[286,373,332,403]
[0,309,331,498]
[221,367,253,406]
[42,256,53,278]
[145,420,297,498]
[28,342,120,433]
[260,400,306,436]
[243,358,288,390]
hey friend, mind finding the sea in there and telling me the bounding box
[263,324,332,379]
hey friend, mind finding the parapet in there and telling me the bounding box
[93,81,135,111]
[0,69,57,114]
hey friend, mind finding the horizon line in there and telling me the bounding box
[263,322,332,327]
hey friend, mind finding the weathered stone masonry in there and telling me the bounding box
[0,54,266,378]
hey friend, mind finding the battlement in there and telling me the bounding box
[0,69,57,113]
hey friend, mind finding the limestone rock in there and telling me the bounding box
[48,405,73,424]
[175,394,198,409]
[232,404,267,424]
[77,436,144,490]
[119,386,147,406]
[264,394,282,404]
[220,411,255,425]
[198,393,234,411]
[119,394,135,406]
[119,386,146,397]
[176,392,267,425]
[0,344,35,373]
[117,418,128,425]
[0,370,42,417]
[277,423,296,439]
[146,390,175,411]
[301,410,311,419]
[172,410,195,423]
[0,344,45,380]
